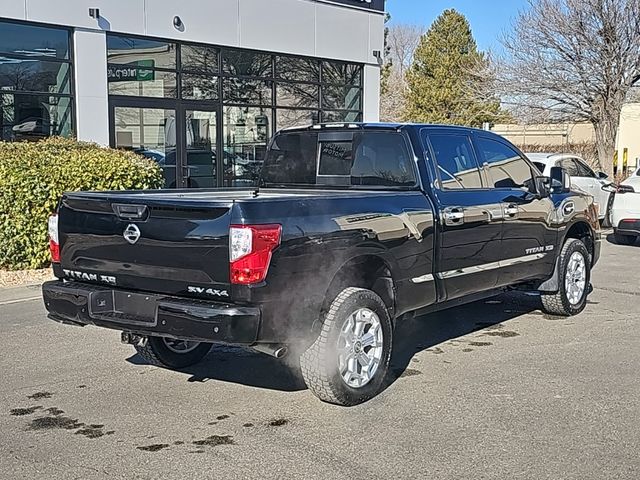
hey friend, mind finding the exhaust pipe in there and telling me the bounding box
[252,344,288,359]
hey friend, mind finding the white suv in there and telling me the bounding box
[527,153,613,223]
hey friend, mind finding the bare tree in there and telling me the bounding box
[380,23,423,122]
[388,24,423,77]
[495,0,640,173]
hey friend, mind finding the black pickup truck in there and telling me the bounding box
[43,123,600,406]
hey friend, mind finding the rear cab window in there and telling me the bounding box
[261,130,417,188]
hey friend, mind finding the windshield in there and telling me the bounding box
[260,131,417,188]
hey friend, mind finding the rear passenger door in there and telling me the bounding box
[423,129,504,300]
[473,134,557,286]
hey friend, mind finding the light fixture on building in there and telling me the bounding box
[88,8,100,19]
[372,50,383,66]
[173,16,183,30]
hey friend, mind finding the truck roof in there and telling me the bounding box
[280,122,507,138]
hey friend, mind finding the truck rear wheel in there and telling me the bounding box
[540,239,591,316]
[300,287,393,406]
[134,336,211,369]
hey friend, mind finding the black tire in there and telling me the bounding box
[300,287,393,406]
[134,336,211,369]
[614,232,637,246]
[540,239,591,316]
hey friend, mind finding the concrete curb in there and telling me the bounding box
[0,283,44,305]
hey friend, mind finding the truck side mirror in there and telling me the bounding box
[534,176,551,199]
[550,166,571,194]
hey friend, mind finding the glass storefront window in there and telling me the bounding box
[222,50,272,77]
[0,20,73,142]
[275,56,320,82]
[106,33,363,188]
[276,109,319,130]
[276,83,319,108]
[107,36,176,70]
[1,93,72,141]
[223,106,271,187]
[322,110,362,123]
[322,84,361,111]
[0,21,70,59]
[223,78,272,105]
[322,61,362,86]
[0,60,71,94]
[181,44,219,74]
[181,75,218,101]
[113,106,176,188]
[108,69,177,98]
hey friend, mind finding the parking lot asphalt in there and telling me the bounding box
[1,237,639,480]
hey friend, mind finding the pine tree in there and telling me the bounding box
[380,13,392,96]
[404,9,504,126]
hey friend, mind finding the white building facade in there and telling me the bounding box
[0,0,384,187]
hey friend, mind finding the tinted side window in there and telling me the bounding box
[428,134,482,190]
[560,158,580,176]
[350,133,416,186]
[476,138,534,189]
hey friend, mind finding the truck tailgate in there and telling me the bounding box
[57,191,235,299]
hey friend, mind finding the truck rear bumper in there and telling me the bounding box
[42,280,261,344]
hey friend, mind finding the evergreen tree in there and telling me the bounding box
[404,9,504,126]
[380,13,392,96]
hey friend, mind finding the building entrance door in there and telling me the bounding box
[181,107,218,188]
[110,98,221,188]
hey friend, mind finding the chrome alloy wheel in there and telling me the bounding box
[162,338,201,354]
[565,251,587,305]
[337,308,384,388]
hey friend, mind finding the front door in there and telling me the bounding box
[472,134,557,287]
[182,107,218,188]
[110,100,220,189]
[423,129,505,300]
[111,102,179,188]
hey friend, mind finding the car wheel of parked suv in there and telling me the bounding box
[134,336,212,368]
[300,287,393,406]
[614,232,637,246]
[540,239,591,316]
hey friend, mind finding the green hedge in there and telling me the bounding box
[0,137,164,270]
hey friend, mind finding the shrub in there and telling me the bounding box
[0,137,164,270]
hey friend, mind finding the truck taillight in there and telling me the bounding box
[48,213,60,263]
[229,224,281,285]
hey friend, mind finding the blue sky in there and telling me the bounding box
[385,0,530,52]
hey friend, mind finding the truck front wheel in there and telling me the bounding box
[134,337,211,369]
[300,287,393,406]
[540,238,591,316]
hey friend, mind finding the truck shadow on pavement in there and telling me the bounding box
[126,292,541,395]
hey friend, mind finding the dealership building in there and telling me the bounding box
[0,0,385,187]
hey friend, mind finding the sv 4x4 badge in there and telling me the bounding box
[188,286,229,297]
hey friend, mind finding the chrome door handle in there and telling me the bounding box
[443,208,465,226]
